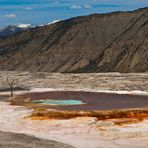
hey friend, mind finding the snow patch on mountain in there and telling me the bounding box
[48,20,60,25]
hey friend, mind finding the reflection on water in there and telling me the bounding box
[32,99,84,106]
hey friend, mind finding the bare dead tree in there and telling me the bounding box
[6,77,16,97]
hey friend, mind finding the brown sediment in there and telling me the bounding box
[27,109,148,125]
[111,118,145,125]
[0,94,11,101]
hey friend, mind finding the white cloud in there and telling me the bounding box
[25,7,32,11]
[17,24,32,28]
[4,13,16,18]
[83,4,92,9]
[53,1,60,5]
[70,4,92,10]
[70,5,82,9]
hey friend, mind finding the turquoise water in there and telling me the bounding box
[32,99,84,106]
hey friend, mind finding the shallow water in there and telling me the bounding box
[32,99,84,106]
[20,91,148,110]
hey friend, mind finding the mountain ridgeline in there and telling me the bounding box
[0,25,32,38]
[0,8,148,73]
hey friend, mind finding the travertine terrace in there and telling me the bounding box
[0,71,148,92]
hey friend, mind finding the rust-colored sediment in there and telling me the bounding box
[27,109,148,125]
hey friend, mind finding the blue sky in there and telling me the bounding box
[0,0,148,28]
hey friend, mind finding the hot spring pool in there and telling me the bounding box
[32,99,84,106]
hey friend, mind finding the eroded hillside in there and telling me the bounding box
[0,8,147,72]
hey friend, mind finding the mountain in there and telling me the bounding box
[0,24,32,38]
[0,8,147,73]
[0,25,23,38]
